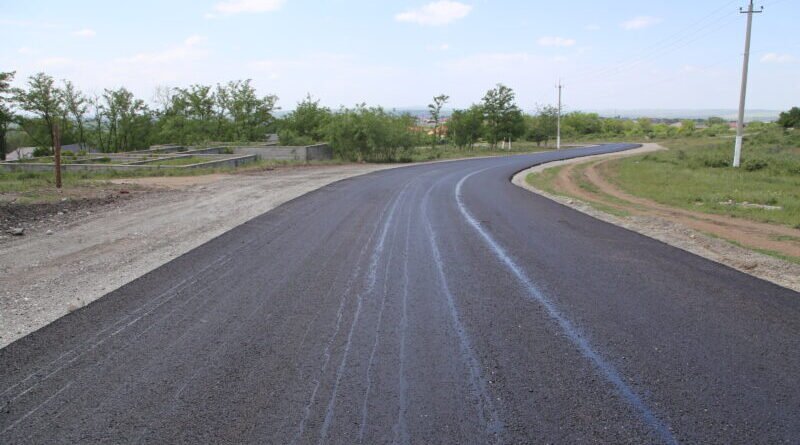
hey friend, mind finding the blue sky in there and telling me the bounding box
[2,0,798,111]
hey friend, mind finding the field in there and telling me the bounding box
[525,131,800,264]
[611,129,800,228]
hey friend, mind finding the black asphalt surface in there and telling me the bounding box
[1,144,799,444]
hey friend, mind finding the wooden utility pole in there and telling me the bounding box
[53,124,62,189]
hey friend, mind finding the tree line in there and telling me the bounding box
[0,70,795,162]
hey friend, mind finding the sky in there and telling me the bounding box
[2,0,798,112]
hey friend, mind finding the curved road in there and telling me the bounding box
[1,144,798,444]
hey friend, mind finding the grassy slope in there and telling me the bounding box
[609,129,800,228]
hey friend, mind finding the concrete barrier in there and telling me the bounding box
[0,155,257,172]
[233,144,332,161]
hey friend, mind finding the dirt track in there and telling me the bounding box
[0,164,398,348]
[554,159,800,258]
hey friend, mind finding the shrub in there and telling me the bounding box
[32,146,52,157]
[743,159,768,172]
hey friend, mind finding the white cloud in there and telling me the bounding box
[209,0,285,17]
[38,57,74,67]
[117,36,209,65]
[621,16,661,30]
[537,36,576,47]
[18,47,36,55]
[395,1,472,26]
[761,53,794,64]
[427,43,451,51]
[72,28,96,38]
[184,35,207,46]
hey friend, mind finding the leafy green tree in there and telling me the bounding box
[428,94,449,150]
[0,71,15,160]
[447,105,484,150]
[706,116,726,126]
[563,112,602,135]
[526,105,558,146]
[325,105,418,162]
[278,94,331,144]
[679,119,696,136]
[62,80,88,150]
[94,88,151,152]
[13,72,64,152]
[636,117,653,137]
[777,107,800,128]
[481,84,524,148]
[217,80,278,142]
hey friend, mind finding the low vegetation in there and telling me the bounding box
[610,128,800,228]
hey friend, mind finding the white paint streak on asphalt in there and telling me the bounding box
[455,169,678,445]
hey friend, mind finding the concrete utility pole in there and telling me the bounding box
[556,80,563,150]
[733,0,763,168]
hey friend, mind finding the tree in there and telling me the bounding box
[526,105,558,146]
[0,71,15,160]
[679,119,696,136]
[13,72,64,152]
[217,79,278,142]
[481,84,524,148]
[325,105,418,162]
[777,107,800,129]
[428,94,449,150]
[62,80,88,150]
[94,87,151,152]
[278,94,331,144]
[447,105,484,150]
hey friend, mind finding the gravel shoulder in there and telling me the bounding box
[513,143,800,292]
[0,164,399,348]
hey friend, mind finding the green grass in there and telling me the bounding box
[608,129,800,228]
[525,165,631,218]
[525,166,562,195]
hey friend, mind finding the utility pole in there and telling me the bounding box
[556,80,563,150]
[733,0,763,168]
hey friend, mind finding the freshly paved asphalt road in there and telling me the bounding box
[1,144,799,444]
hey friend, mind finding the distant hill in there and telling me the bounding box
[278,107,782,122]
[574,109,780,122]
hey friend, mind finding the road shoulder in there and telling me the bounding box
[0,164,399,349]
[512,143,800,292]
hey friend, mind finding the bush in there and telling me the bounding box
[32,146,52,157]
[325,106,420,162]
[743,159,768,172]
[277,129,314,146]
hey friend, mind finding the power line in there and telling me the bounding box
[570,0,740,84]
[572,10,740,85]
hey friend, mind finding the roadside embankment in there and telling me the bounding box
[514,143,800,292]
